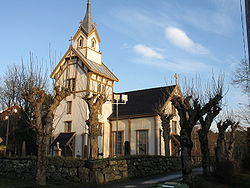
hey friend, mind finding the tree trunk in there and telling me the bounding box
[163,130,170,156]
[215,132,225,163]
[161,116,172,156]
[36,133,47,186]
[90,135,98,159]
[198,129,210,176]
[180,128,193,187]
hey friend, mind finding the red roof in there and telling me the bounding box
[0,105,21,120]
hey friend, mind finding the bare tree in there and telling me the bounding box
[171,75,224,186]
[25,86,69,185]
[83,92,108,159]
[0,53,70,185]
[155,91,174,157]
[158,112,173,157]
[198,104,221,176]
[215,115,239,163]
[237,104,250,126]
[225,121,240,161]
[232,60,250,94]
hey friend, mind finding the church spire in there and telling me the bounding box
[81,0,96,34]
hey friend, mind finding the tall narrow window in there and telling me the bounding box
[67,78,76,92]
[137,130,148,155]
[78,37,83,48]
[172,121,177,134]
[66,101,72,114]
[91,38,96,49]
[72,78,76,91]
[67,79,71,90]
[79,39,82,47]
[65,121,72,132]
[112,131,124,156]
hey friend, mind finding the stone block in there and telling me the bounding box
[78,167,90,183]
[90,170,105,184]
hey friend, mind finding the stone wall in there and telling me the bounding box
[0,156,181,184]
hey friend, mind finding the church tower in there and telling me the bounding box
[50,0,118,158]
[72,0,102,64]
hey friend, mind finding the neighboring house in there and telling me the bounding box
[0,105,21,154]
[50,0,181,158]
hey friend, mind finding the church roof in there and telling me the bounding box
[108,85,176,120]
[50,46,118,82]
[73,48,119,81]
[50,132,76,148]
[81,0,96,34]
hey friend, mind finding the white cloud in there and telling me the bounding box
[133,44,164,59]
[132,56,211,73]
[165,27,209,54]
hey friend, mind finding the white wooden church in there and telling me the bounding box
[50,0,181,159]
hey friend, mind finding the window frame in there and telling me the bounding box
[65,121,72,133]
[112,131,124,156]
[136,129,149,155]
[66,101,72,114]
[66,78,76,92]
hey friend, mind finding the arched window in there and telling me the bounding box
[78,37,83,48]
[91,38,96,49]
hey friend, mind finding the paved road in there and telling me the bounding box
[91,168,202,188]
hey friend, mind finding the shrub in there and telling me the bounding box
[193,175,220,188]
[215,160,241,183]
[242,156,250,170]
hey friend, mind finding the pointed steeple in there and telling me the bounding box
[81,0,96,34]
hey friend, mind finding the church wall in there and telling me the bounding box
[52,60,89,158]
[87,32,100,52]
[100,101,113,158]
[53,94,89,157]
[86,48,102,64]
[130,117,155,155]
[110,117,156,156]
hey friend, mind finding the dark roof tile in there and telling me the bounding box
[109,85,176,120]
[51,132,75,148]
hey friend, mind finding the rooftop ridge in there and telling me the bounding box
[115,85,176,94]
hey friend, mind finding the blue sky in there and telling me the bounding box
[0,0,247,108]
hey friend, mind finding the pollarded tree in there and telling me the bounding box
[16,55,70,186]
[215,119,232,163]
[155,87,175,157]
[25,86,70,185]
[215,114,240,163]
[157,111,173,157]
[198,104,221,176]
[83,92,108,159]
[225,121,240,161]
[171,76,224,186]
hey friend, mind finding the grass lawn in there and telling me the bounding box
[228,171,250,188]
[193,171,250,188]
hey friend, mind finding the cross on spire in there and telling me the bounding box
[69,36,74,46]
